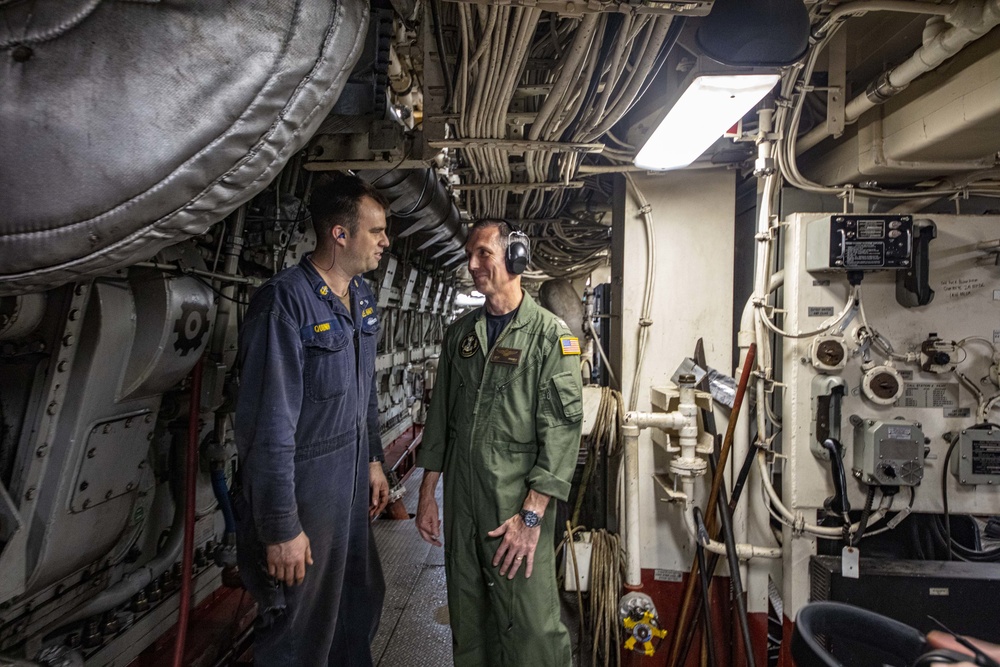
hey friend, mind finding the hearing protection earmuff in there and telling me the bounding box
[504,222,530,275]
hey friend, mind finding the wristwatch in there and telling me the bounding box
[519,509,540,528]
[369,455,385,463]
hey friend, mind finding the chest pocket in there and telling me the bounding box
[303,331,352,402]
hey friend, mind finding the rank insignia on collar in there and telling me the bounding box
[319,285,329,296]
[460,331,480,358]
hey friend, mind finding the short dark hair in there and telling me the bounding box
[468,219,513,252]
[308,172,389,244]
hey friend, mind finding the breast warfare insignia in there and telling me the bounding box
[490,347,522,365]
[460,331,480,358]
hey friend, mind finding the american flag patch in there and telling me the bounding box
[560,336,581,355]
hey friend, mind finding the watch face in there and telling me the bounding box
[520,510,540,528]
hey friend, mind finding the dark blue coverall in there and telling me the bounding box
[234,256,385,666]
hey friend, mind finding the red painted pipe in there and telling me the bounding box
[172,358,203,667]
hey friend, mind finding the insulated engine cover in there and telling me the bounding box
[0,0,368,295]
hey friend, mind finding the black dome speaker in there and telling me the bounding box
[696,0,810,67]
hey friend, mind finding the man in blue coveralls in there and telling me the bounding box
[234,172,391,665]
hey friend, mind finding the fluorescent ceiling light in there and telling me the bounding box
[634,74,780,171]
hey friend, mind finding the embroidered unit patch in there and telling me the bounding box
[460,331,480,358]
[560,336,581,355]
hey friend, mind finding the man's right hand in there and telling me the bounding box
[266,531,313,586]
[416,471,442,547]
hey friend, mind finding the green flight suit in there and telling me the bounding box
[417,292,583,667]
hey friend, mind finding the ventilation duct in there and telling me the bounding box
[360,170,467,267]
[0,0,368,296]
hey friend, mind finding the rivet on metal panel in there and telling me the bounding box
[144,414,153,424]
[57,360,68,372]
[126,483,134,492]
[62,334,74,347]
[74,285,86,296]
[146,432,154,441]
[68,309,80,321]
[47,402,57,415]
[103,424,111,434]
[36,445,47,458]
[87,448,96,459]
[25,487,36,500]
[125,418,133,428]
[79,481,89,491]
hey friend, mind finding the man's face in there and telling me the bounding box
[343,196,389,274]
[465,225,513,297]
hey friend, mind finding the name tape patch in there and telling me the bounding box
[490,347,522,365]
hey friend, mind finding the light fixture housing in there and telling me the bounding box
[634,72,780,171]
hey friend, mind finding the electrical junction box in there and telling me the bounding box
[951,426,1000,485]
[806,215,913,273]
[851,418,925,486]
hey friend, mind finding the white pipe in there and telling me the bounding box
[755,451,889,538]
[623,424,642,588]
[677,382,698,463]
[799,0,1000,153]
[680,478,782,560]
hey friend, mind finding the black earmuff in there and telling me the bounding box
[504,222,530,275]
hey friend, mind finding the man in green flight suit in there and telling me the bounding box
[415,219,584,666]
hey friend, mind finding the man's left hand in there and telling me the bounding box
[488,514,540,579]
[369,462,389,518]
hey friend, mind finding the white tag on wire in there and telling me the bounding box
[842,546,860,579]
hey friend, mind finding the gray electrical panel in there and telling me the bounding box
[951,426,1000,485]
[852,418,925,486]
[806,215,913,272]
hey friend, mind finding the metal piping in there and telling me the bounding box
[798,0,1000,154]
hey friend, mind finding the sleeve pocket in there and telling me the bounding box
[550,371,582,421]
